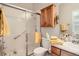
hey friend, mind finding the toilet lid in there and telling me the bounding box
[34,47,48,54]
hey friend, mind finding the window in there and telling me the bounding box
[72,11,79,34]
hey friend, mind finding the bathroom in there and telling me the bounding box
[0,3,79,56]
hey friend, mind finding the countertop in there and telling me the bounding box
[51,42,79,55]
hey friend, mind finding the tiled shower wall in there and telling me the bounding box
[0,4,40,56]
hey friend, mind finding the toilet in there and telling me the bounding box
[33,37,51,56]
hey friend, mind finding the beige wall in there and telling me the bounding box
[11,3,60,37]
[10,3,34,11]
[33,3,52,12]
[10,3,52,12]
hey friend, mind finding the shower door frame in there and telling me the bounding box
[0,3,40,56]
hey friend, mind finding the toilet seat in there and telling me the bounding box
[33,47,48,56]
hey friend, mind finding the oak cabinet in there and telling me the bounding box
[40,4,57,27]
[51,46,77,56]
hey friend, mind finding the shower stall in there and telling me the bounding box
[0,3,40,56]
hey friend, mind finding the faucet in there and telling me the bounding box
[72,40,79,44]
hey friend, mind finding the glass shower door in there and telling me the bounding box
[0,4,40,56]
[2,5,27,56]
[26,12,40,55]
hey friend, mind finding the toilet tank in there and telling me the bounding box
[42,37,51,49]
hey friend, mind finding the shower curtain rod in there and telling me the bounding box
[0,3,40,15]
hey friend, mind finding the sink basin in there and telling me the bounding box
[63,42,79,49]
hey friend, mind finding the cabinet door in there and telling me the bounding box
[41,7,51,27]
[46,6,51,27]
[40,4,57,27]
[41,9,47,27]
[51,5,57,27]
[51,46,61,56]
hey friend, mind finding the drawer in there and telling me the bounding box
[51,46,61,56]
[61,50,76,56]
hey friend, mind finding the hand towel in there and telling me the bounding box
[35,32,42,44]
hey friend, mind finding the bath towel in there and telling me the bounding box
[0,8,10,36]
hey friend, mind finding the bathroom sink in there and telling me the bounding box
[63,42,73,46]
[63,42,79,49]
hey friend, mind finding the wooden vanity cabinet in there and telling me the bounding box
[40,4,57,27]
[51,46,77,56]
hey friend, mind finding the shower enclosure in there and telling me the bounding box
[0,4,40,56]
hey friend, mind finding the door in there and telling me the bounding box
[2,5,26,56]
[27,13,40,55]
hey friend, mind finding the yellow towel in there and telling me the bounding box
[0,8,10,36]
[49,36,64,45]
[35,32,42,44]
[50,38,64,45]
